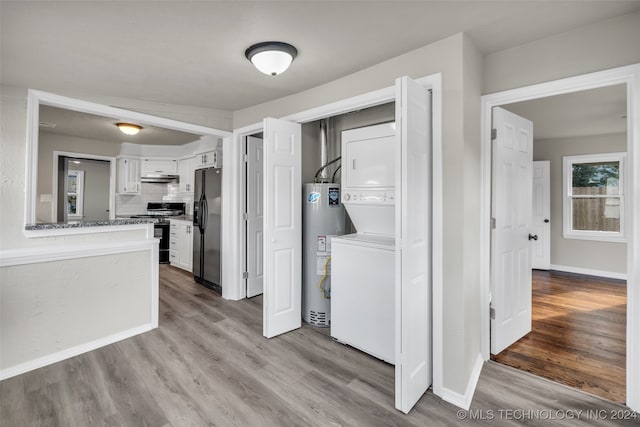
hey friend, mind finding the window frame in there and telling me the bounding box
[562,152,627,242]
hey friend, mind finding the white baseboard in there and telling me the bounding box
[440,353,484,410]
[549,264,627,281]
[0,323,155,381]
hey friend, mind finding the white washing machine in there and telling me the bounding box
[331,122,396,364]
[331,233,395,363]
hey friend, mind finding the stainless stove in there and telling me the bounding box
[132,202,186,263]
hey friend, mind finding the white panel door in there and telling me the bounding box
[532,160,551,270]
[395,76,432,414]
[262,118,302,338]
[246,136,264,298]
[491,107,534,354]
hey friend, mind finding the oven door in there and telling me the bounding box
[154,222,170,263]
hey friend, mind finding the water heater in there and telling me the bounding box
[302,183,345,327]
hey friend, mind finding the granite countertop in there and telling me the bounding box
[25,218,157,231]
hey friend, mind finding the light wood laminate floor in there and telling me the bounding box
[492,270,626,404]
[1,265,637,426]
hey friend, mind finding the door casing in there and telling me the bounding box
[227,74,444,398]
[480,64,640,412]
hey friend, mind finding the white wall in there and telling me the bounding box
[534,133,627,274]
[234,32,483,398]
[484,11,640,94]
[0,83,221,378]
[1,251,152,372]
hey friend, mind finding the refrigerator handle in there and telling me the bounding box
[201,197,209,231]
[194,196,201,228]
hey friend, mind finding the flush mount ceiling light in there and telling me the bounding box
[245,41,297,76]
[116,122,143,135]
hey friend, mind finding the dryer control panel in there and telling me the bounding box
[342,190,395,205]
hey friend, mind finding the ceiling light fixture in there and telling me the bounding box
[245,41,297,76]
[116,122,143,135]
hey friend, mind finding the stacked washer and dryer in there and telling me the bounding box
[330,122,396,364]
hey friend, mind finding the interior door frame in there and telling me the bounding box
[480,63,640,412]
[51,151,116,222]
[227,73,444,396]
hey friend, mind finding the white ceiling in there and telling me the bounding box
[2,1,640,112]
[39,105,202,145]
[502,84,627,140]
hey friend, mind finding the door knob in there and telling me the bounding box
[528,234,538,241]
[544,219,550,223]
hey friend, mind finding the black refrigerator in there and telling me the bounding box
[193,167,222,293]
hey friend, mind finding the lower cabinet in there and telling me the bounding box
[169,219,193,272]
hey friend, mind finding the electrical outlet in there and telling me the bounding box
[40,194,52,202]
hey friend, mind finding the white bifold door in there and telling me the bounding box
[490,107,534,354]
[262,118,302,339]
[246,136,264,298]
[260,79,433,414]
[395,76,433,413]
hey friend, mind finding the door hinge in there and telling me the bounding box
[491,128,497,140]
[243,154,248,162]
[243,212,249,221]
[242,271,249,279]
[490,306,496,320]
[491,217,496,229]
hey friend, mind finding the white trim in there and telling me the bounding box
[430,73,444,398]
[0,323,154,381]
[150,239,159,328]
[220,136,235,301]
[25,89,230,226]
[51,151,117,223]
[480,63,640,413]
[562,152,626,242]
[0,236,157,267]
[226,74,444,402]
[440,354,484,411]
[549,264,627,281]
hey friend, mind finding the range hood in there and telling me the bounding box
[140,174,180,183]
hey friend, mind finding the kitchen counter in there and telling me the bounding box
[169,215,193,222]
[25,218,157,231]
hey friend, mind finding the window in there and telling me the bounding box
[563,152,626,242]
[66,170,84,220]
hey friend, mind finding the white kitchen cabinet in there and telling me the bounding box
[169,219,193,272]
[116,157,141,194]
[178,156,196,193]
[141,158,178,175]
[194,150,220,169]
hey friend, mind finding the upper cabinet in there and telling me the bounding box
[141,158,178,175]
[116,157,141,194]
[194,150,221,169]
[178,156,196,193]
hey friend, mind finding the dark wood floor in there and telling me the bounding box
[492,269,626,404]
[1,265,637,426]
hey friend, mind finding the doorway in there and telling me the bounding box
[51,151,116,223]
[489,86,628,403]
[481,64,639,411]
[57,156,111,222]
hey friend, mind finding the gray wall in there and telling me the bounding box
[483,11,640,94]
[67,158,111,221]
[234,32,484,396]
[534,133,627,274]
[37,131,119,222]
[301,102,395,185]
